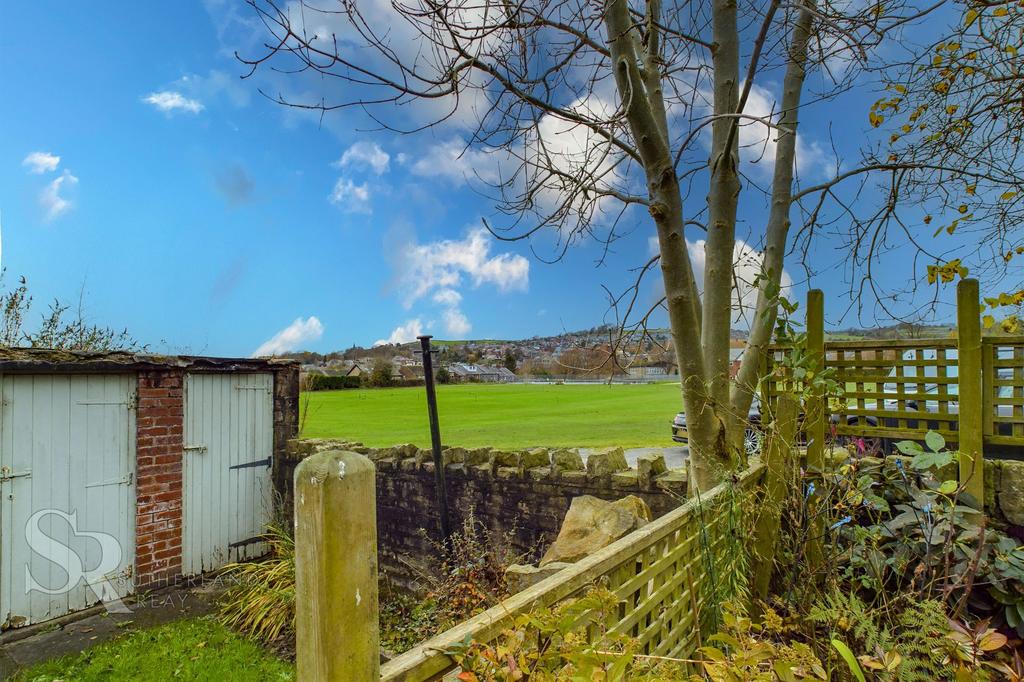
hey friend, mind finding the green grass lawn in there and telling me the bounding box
[301,382,684,449]
[14,617,293,682]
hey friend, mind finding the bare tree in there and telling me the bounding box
[240,0,949,489]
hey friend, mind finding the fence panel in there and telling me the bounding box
[982,336,1024,447]
[380,464,764,682]
[765,338,963,444]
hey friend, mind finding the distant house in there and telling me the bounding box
[449,363,516,383]
[729,347,745,378]
[398,364,425,381]
[495,367,518,383]
[627,366,668,378]
[345,363,366,377]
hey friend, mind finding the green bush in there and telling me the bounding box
[303,374,362,391]
[219,524,295,644]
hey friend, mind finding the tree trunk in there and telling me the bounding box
[730,3,817,451]
[604,0,731,491]
[702,0,741,449]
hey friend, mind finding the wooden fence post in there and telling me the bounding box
[751,394,799,608]
[805,289,825,571]
[957,278,985,507]
[295,450,380,681]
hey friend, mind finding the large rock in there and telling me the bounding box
[505,562,573,593]
[540,495,651,566]
[551,448,584,471]
[999,459,1024,525]
[586,447,628,476]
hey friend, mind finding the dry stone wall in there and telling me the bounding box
[281,439,690,590]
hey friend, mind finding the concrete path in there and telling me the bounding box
[0,581,222,679]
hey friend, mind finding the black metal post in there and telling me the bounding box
[417,335,452,541]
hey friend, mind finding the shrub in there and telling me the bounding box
[303,374,362,390]
[414,509,528,629]
[446,586,684,681]
[368,359,395,387]
[218,523,295,645]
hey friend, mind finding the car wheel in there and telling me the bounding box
[744,428,764,457]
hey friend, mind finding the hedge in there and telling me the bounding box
[304,374,363,391]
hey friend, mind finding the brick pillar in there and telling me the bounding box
[272,364,301,516]
[135,369,185,587]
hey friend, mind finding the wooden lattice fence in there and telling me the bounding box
[379,463,765,681]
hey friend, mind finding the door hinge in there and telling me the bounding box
[85,472,133,488]
[229,535,265,549]
[229,457,272,470]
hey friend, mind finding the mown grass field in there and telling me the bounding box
[300,382,683,449]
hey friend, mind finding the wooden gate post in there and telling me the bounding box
[805,289,825,571]
[957,279,985,507]
[751,394,799,608]
[295,450,380,681]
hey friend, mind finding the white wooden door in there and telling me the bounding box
[182,372,273,575]
[0,374,136,629]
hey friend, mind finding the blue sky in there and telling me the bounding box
[0,2,968,356]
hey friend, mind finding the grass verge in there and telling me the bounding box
[13,617,294,682]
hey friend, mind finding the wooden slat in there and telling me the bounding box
[379,464,764,682]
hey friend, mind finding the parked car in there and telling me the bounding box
[670,395,877,456]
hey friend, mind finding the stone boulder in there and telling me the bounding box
[504,562,574,594]
[551,448,584,471]
[999,459,1024,526]
[585,447,628,476]
[540,495,651,566]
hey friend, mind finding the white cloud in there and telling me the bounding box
[40,171,78,221]
[442,307,472,337]
[736,85,830,178]
[687,237,793,327]
[409,139,503,186]
[142,91,205,114]
[396,227,529,307]
[328,177,371,213]
[432,288,462,306]
[252,316,324,356]
[22,151,60,174]
[374,318,423,346]
[335,141,390,175]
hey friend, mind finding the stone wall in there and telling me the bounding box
[282,440,690,589]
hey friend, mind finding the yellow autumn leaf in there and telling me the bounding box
[893,84,907,94]
[994,7,1009,16]
[901,124,912,133]
[1002,191,1019,200]
[966,184,976,195]
[923,215,932,224]
[958,204,968,213]
[965,8,979,26]
[983,315,996,329]
[947,105,959,115]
